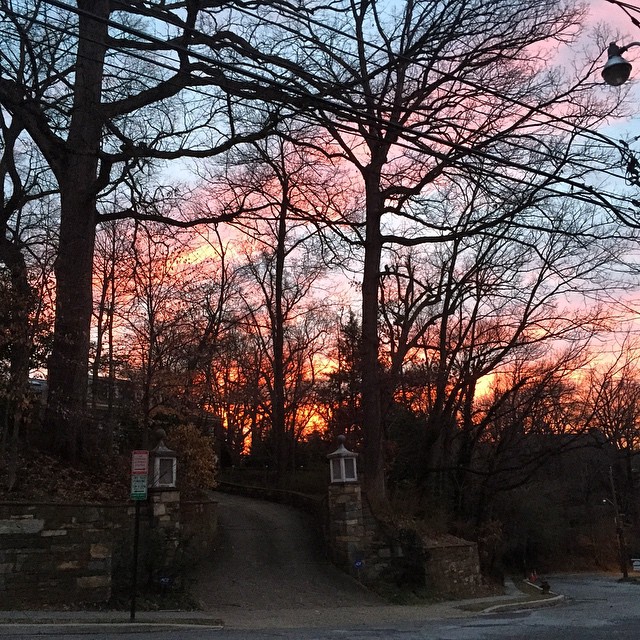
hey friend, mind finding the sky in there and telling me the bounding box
[587,0,640,346]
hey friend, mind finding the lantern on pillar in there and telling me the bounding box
[327,435,358,483]
[149,429,177,490]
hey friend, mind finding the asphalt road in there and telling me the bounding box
[2,573,639,639]
[1,491,638,639]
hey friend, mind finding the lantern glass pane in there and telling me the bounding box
[159,458,174,486]
[331,459,342,481]
[344,458,356,480]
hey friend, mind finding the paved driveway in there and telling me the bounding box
[193,492,384,624]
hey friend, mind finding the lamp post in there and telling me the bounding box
[602,41,640,86]
[606,466,629,579]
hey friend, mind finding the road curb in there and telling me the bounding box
[0,615,224,628]
[480,593,566,614]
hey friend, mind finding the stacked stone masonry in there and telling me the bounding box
[0,494,217,609]
[423,538,482,598]
[0,503,122,608]
[326,482,483,598]
[327,484,366,571]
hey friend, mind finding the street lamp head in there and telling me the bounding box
[602,42,632,86]
[602,41,640,86]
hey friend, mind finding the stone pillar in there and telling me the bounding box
[150,490,180,529]
[148,489,181,580]
[327,482,366,577]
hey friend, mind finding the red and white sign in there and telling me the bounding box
[131,450,149,475]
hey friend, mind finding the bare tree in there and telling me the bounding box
[585,344,640,538]
[115,223,206,441]
[91,219,133,424]
[212,132,335,477]
[377,191,632,498]
[0,0,287,460]
[0,108,56,486]
[0,0,633,485]
[316,311,364,446]
[589,347,640,457]
[256,0,628,498]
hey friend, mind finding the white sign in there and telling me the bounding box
[130,450,149,500]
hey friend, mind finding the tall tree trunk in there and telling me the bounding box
[361,166,385,500]
[106,256,116,418]
[46,0,109,461]
[92,263,110,411]
[47,187,98,459]
[272,202,288,480]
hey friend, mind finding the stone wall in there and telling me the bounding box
[0,496,217,609]
[148,490,181,572]
[360,499,428,589]
[181,499,218,555]
[326,483,483,598]
[423,536,482,598]
[0,502,125,608]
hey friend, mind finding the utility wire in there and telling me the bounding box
[605,0,640,29]
[1,0,638,221]
[226,0,627,153]
[18,0,630,160]
[2,6,619,190]
[106,0,633,158]
[33,0,629,154]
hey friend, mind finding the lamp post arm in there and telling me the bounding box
[618,41,640,54]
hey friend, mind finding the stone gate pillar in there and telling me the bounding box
[327,436,365,577]
[147,430,181,582]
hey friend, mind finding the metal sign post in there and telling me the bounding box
[130,450,149,622]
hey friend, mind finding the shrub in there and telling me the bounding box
[166,423,218,496]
